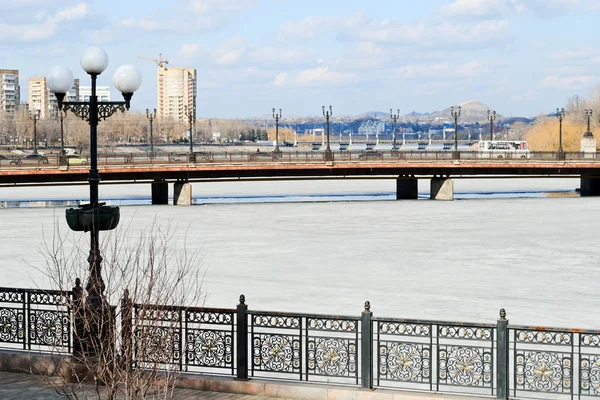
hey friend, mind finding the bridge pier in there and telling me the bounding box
[151,180,169,205]
[430,177,454,201]
[581,176,600,196]
[173,181,192,206]
[396,176,418,200]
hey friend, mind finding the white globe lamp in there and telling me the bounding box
[80,46,109,75]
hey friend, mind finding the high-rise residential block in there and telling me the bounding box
[157,66,196,122]
[28,77,55,119]
[67,79,80,103]
[0,69,20,117]
[79,85,110,102]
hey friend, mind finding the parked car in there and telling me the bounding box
[0,154,21,166]
[24,153,49,164]
[65,154,88,165]
[357,151,383,160]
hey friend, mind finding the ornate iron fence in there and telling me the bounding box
[4,287,600,400]
[509,326,600,400]
[247,310,360,384]
[0,287,72,352]
[129,302,236,375]
[373,317,496,395]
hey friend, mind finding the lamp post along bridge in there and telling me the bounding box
[29,110,40,154]
[487,109,496,141]
[390,109,400,152]
[146,108,156,155]
[323,105,333,161]
[451,106,461,159]
[272,108,282,154]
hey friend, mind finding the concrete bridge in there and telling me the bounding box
[1,151,599,204]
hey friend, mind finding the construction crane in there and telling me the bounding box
[137,53,169,69]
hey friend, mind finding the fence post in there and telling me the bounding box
[72,278,84,357]
[361,301,373,390]
[120,288,133,371]
[496,308,509,400]
[236,294,248,380]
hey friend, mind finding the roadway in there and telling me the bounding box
[1,150,599,185]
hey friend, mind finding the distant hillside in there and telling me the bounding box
[431,100,502,123]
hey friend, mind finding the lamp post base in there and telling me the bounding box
[557,151,566,161]
[452,151,460,160]
[325,150,334,162]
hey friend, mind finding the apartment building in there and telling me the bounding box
[157,66,196,123]
[79,85,110,102]
[0,69,20,117]
[28,77,54,119]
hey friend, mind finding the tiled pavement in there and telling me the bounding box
[0,371,289,400]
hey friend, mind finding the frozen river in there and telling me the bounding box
[1,177,598,329]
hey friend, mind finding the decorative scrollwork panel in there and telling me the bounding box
[515,350,571,393]
[186,329,232,369]
[186,310,233,325]
[252,314,300,329]
[438,346,492,388]
[29,292,69,306]
[582,334,600,347]
[0,290,24,303]
[439,326,493,341]
[135,326,182,365]
[379,341,431,383]
[28,310,69,348]
[135,306,181,323]
[581,354,600,396]
[515,330,572,345]
[307,318,357,332]
[307,336,356,377]
[0,308,25,344]
[252,333,301,373]
[378,322,431,337]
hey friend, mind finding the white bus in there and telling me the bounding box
[477,140,530,159]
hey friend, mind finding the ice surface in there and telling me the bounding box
[1,177,597,329]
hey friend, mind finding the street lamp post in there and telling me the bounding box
[584,109,593,136]
[451,106,461,158]
[59,109,67,159]
[556,107,565,159]
[390,109,400,152]
[272,108,281,154]
[47,47,142,358]
[487,109,496,141]
[322,105,333,161]
[29,109,40,154]
[184,105,194,160]
[146,108,156,155]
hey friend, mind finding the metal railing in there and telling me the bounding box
[2,287,600,400]
[1,150,600,170]
[0,287,72,353]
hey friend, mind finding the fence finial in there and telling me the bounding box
[239,294,246,305]
[499,308,506,319]
[364,301,371,311]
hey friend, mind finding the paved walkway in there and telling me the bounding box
[0,371,287,400]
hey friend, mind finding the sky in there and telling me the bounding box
[2,0,600,119]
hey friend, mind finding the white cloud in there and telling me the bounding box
[186,0,259,15]
[50,3,92,23]
[209,37,312,67]
[295,66,356,86]
[540,75,597,90]
[0,22,57,42]
[272,73,288,85]
[276,12,366,41]
[344,19,510,47]
[396,60,489,79]
[180,43,202,56]
[441,0,523,18]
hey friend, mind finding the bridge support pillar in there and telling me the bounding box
[173,181,192,206]
[430,177,454,201]
[151,180,169,205]
[581,176,600,197]
[396,176,418,200]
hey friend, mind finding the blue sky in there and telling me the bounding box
[2,0,599,118]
